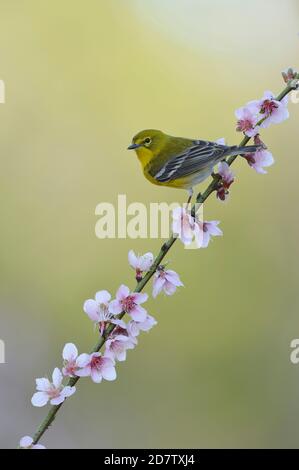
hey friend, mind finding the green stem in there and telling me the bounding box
[31,74,298,446]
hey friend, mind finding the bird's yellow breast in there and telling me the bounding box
[135,146,155,168]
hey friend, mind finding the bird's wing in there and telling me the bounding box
[150,140,229,183]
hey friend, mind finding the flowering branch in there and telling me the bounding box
[20,69,298,449]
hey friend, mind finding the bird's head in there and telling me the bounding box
[127,129,167,159]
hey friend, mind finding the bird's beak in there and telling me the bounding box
[127,143,141,150]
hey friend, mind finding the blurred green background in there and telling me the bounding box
[0,0,299,449]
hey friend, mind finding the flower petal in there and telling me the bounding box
[205,221,223,236]
[115,334,130,342]
[116,350,127,362]
[129,305,147,322]
[132,292,148,305]
[76,353,91,368]
[83,299,100,322]
[128,250,138,269]
[139,315,157,332]
[101,366,117,381]
[164,270,184,287]
[127,321,140,337]
[95,290,111,304]
[91,369,103,383]
[111,318,127,329]
[76,365,91,377]
[62,343,78,361]
[100,356,115,368]
[20,436,33,448]
[61,386,76,398]
[116,284,130,301]
[50,394,66,406]
[172,206,183,221]
[164,281,177,296]
[35,378,51,392]
[109,299,123,315]
[52,368,63,388]
[139,253,154,271]
[152,275,165,298]
[31,392,49,407]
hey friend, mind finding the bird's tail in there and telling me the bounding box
[227,144,265,157]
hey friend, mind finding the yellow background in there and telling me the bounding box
[0,0,299,448]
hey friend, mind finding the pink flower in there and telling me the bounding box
[172,207,222,249]
[109,285,148,322]
[19,436,46,449]
[83,290,111,323]
[128,250,154,281]
[127,315,157,337]
[235,106,260,137]
[76,352,116,383]
[255,91,289,128]
[194,221,223,248]
[83,290,124,335]
[243,148,274,174]
[216,161,235,201]
[105,325,137,361]
[172,207,197,245]
[31,368,76,407]
[218,161,234,186]
[152,268,184,298]
[62,343,90,378]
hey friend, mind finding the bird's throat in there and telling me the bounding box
[136,147,154,168]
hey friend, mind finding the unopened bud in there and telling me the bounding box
[282,67,298,83]
[254,134,267,149]
[216,186,228,201]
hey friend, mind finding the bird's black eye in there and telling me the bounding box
[144,137,151,145]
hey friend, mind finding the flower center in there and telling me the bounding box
[121,296,135,312]
[98,303,111,319]
[236,119,253,132]
[260,99,278,115]
[157,266,166,277]
[111,340,125,354]
[90,355,103,370]
[64,359,77,376]
[245,154,256,165]
[217,186,227,201]
[47,385,61,399]
[113,326,128,338]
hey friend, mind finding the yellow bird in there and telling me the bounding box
[128,129,261,200]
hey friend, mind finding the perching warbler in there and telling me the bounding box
[128,129,262,198]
